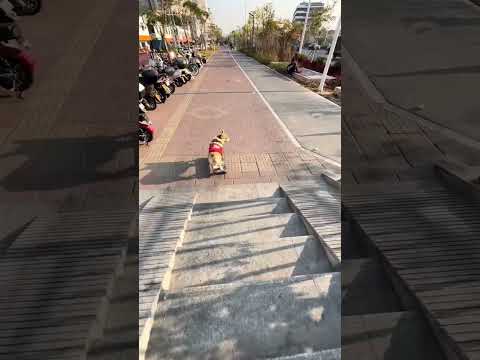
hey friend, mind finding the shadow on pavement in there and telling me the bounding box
[0,134,136,191]
[147,273,340,359]
[140,158,210,185]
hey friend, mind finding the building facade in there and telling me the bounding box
[293,1,325,23]
[139,0,160,12]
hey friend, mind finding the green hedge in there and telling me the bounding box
[239,48,273,65]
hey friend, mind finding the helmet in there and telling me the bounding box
[140,68,159,85]
[165,66,175,76]
[175,58,187,69]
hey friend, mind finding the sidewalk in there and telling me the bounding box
[0,0,136,210]
[232,51,341,166]
[344,0,480,146]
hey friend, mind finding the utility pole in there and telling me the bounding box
[249,12,255,49]
[319,17,341,93]
[299,0,312,55]
[244,0,247,27]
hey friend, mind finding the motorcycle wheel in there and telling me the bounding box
[139,128,147,144]
[189,64,199,76]
[139,128,153,144]
[154,92,165,104]
[146,131,154,143]
[184,73,192,81]
[174,78,183,87]
[1,59,33,92]
[161,84,171,97]
[13,0,42,15]
[143,97,157,111]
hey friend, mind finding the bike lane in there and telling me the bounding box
[231,50,341,166]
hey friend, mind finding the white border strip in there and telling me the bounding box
[230,50,341,168]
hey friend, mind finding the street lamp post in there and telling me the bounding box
[319,17,341,93]
[249,12,255,49]
[299,0,312,55]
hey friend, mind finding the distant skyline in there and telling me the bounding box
[208,0,340,35]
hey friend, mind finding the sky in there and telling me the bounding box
[207,0,340,35]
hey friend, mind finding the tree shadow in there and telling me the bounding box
[140,157,210,185]
[147,273,340,359]
[0,134,136,191]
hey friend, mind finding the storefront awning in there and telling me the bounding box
[139,34,152,41]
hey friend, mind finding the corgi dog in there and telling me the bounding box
[208,129,230,175]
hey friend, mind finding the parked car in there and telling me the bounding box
[307,43,321,50]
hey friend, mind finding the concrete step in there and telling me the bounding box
[0,209,134,359]
[269,348,340,359]
[171,236,332,289]
[182,213,309,249]
[87,328,137,360]
[147,273,340,360]
[139,191,196,356]
[342,312,445,360]
[342,258,402,315]
[191,197,292,221]
[281,182,341,268]
[195,183,282,203]
[87,251,138,359]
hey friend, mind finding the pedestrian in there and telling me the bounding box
[287,54,300,76]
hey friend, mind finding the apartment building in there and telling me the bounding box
[293,1,325,23]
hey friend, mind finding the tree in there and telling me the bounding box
[234,3,303,62]
[142,9,169,51]
[308,4,334,44]
[182,1,201,42]
[208,23,223,45]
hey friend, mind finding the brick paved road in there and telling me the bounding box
[139,49,337,191]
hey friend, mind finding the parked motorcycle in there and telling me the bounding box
[154,75,172,101]
[175,58,193,81]
[139,70,163,106]
[0,40,34,97]
[164,66,187,87]
[151,54,185,89]
[139,101,155,145]
[11,0,42,16]
[139,82,156,111]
